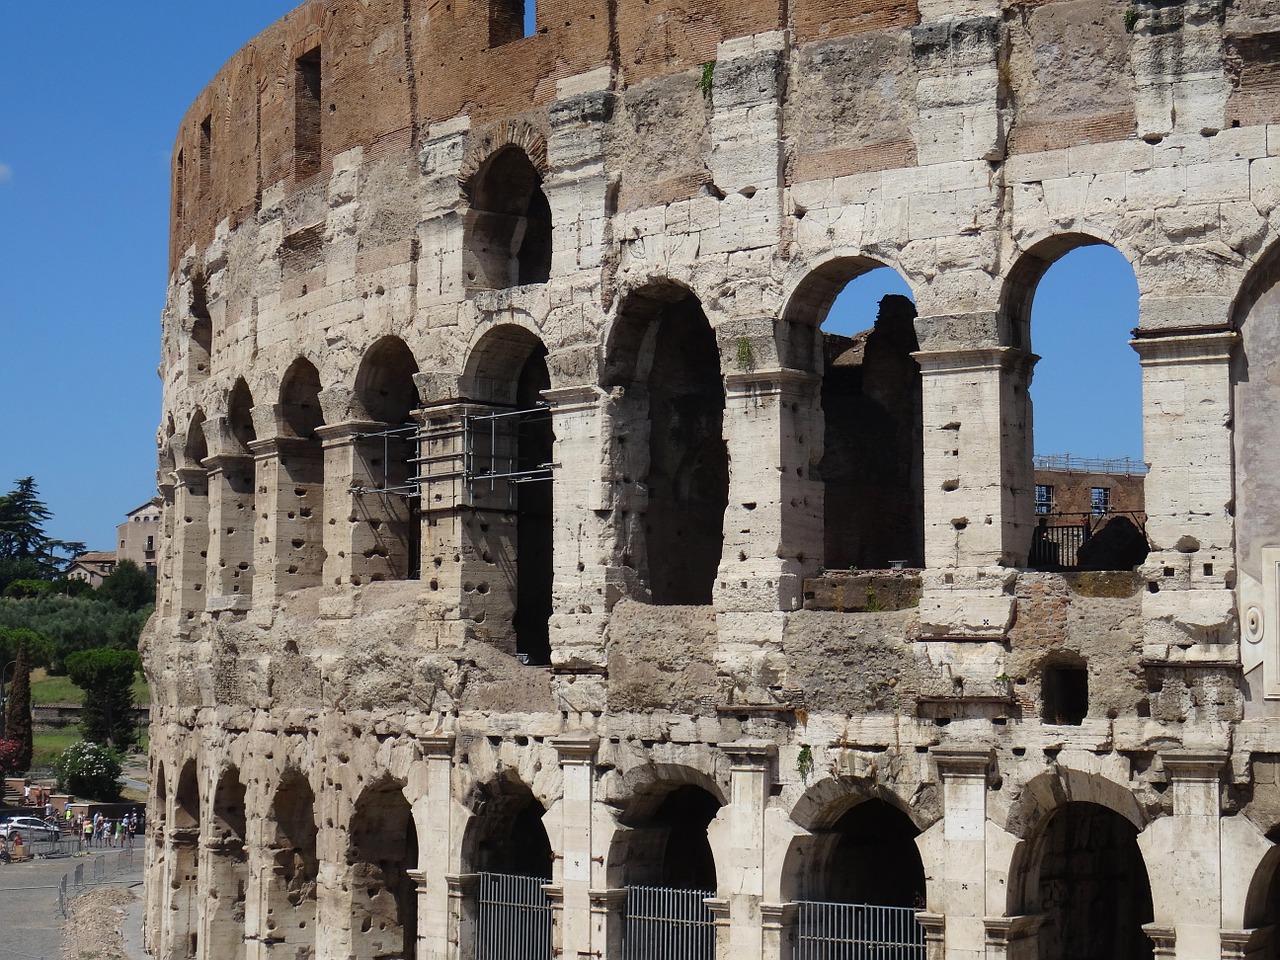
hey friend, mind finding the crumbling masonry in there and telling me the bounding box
[146,0,1280,958]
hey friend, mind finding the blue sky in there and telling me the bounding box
[0,3,1139,553]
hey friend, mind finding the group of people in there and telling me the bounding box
[77,810,140,849]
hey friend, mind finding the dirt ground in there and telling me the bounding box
[62,885,137,960]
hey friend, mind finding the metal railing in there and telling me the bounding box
[624,885,715,960]
[476,871,553,960]
[1033,454,1147,476]
[57,849,136,918]
[795,901,925,960]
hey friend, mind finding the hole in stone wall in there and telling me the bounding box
[1041,655,1089,726]
[465,147,551,289]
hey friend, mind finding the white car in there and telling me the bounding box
[0,816,61,842]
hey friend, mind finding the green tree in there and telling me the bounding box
[98,559,156,613]
[0,595,147,670]
[65,648,142,749]
[53,741,122,802]
[2,638,33,770]
[0,478,85,579]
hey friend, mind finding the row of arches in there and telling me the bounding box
[168,236,1151,636]
[152,748,1280,960]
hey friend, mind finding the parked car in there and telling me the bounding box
[0,816,60,841]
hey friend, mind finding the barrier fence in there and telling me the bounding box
[56,849,137,919]
[624,885,716,960]
[795,900,925,960]
[475,871,553,960]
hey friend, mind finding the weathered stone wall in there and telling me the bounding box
[146,1,1280,958]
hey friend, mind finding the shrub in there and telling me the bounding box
[53,741,122,801]
[0,738,23,776]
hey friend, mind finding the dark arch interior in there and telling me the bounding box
[281,359,324,438]
[228,380,256,452]
[175,762,200,830]
[513,345,553,664]
[610,291,728,605]
[819,291,923,569]
[467,779,553,879]
[1029,803,1153,960]
[185,417,209,468]
[356,338,420,425]
[468,147,552,288]
[271,773,320,914]
[213,769,246,845]
[620,784,721,891]
[349,785,419,960]
[190,274,211,379]
[809,799,924,907]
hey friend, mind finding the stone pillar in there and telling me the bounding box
[542,383,613,669]
[920,913,947,960]
[930,747,992,960]
[447,874,479,960]
[761,902,798,960]
[552,736,598,960]
[1145,924,1178,960]
[419,735,457,960]
[204,453,255,612]
[588,889,626,960]
[711,742,775,960]
[1142,751,1227,960]
[716,368,823,615]
[706,898,732,960]
[173,466,211,624]
[983,915,1042,960]
[320,420,419,589]
[162,825,201,960]
[914,347,1033,571]
[1131,332,1237,652]
[250,435,326,605]
[1219,929,1254,960]
[157,480,178,619]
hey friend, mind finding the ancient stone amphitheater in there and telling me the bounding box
[144,0,1280,958]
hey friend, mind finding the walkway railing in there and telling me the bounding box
[795,901,925,960]
[475,871,553,960]
[56,849,136,918]
[624,885,715,960]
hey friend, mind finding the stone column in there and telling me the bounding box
[541,383,613,669]
[983,915,1042,960]
[204,453,255,612]
[1144,924,1178,960]
[552,736,598,960]
[761,902,798,960]
[419,735,457,960]
[1219,929,1254,960]
[588,889,626,960]
[705,898,732,960]
[1131,332,1237,652]
[711,742,775,960]
[407,870,429,960]
[162,825,201,960]
[1142,751,1227,960]
[173,466,211,626]
[920,913,947,960]
[446,874,479,960]
[930,747,992,960]
[156,479,178,620]
[249,435,326,606]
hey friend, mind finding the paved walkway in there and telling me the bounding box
[0,850,144,960]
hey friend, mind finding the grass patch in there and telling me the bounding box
[32,729,80,768]
[28,668,151,706]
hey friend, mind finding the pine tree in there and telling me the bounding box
[66,648,141,750]
[0,477,85,579]
[3,639,33,771]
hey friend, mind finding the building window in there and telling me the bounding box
[199,115,212,198]
[1035,484,1054,515]
[1090,486,1110,515]
[490,0,532,46]
[295,47,322,180]
[146,536,155,552]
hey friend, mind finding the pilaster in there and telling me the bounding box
[931,747,992,960]
[715,741,776,960]
[173,466,210,625]
[249,433,326,606]
[204,453,255,612]
[552,736,599,960]
[420,735,457,960]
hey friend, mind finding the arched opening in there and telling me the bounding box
[785,796,926,956]
[614,782,722,960]
[352,338,422,582]
[213,380,256,602]
[147,763,170,956]
[170,761,201,960]
[349,782,418,960]
[465,146,552,289]
[1244,829,1280,959]
[207,768,248,960]
[271,358,326,592]
[459,326,554,663]
[266,771,319,958]
[177,414,210,619]
[783,261,923,571]
[604,287,728,605]
[1020,802,1153,960]
[464,776,554,960]
[1007,242,1147,571]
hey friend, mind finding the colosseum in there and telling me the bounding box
[144,0,1280,958]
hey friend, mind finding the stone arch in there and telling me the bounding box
[227,379,255,454]
[181,411,208,470]
[600,282,728,605]
[461,129,552,289]
[461,771,554,878]
[349,336,422,582]
[188,272,212,382]
[207,765,248,960]
[265,767,319,958]
[168,759,201,960]
[780,777,930,905]
[267,357,327,593]
[1000,234,1145,570]
[780,254,923,570]
[347,777,418,960]
[455,324,555,662]
[146,760,170,957]
[1010,800,1154,960]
